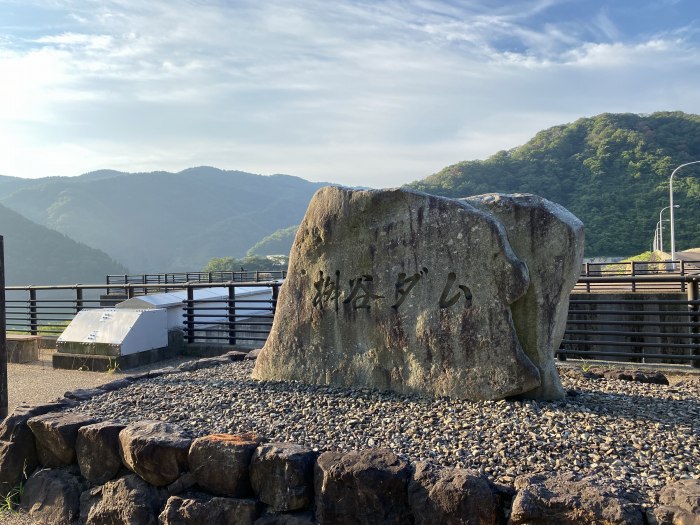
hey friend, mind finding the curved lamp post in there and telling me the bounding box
[669,161,700,262]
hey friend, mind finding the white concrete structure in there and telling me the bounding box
[57,308,167,356]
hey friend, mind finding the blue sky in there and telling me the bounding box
[1,0,699,187]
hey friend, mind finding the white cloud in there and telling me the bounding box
[0,0,699,184]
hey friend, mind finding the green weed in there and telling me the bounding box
[0,461,27,514]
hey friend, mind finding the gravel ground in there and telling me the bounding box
[0,510,34,525]
[7,348,192,413]
[68,360,700,511]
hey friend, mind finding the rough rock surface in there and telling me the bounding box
[314,448,412,524]
[27,412,97,467]
[76,421,126,485]
[20,467,86,525]
[654,478,700,525]
[510,472,644,525]
[250,442,317,511]
[253,511,316,524]
[159,494,261,525]
[0,403,66,494]
[408,461,499,525]
[118,421,191,487]
[254,186,540,400]
[603,370,670,385]
[189,433,263,497]
[465,193,584,400]
[80,473,164,525]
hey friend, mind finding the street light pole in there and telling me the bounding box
[658,205,679,255]
[0,236,7,419]
[670,161,700,262]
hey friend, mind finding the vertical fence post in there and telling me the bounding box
[76,287,84,314]
[228,285,236,346]
[186,286,195,344]
[271,283,279,313]
[689,278,699,369]
[0,236,8,419]
[29,287,38,335]
[631,262,636,292]
[681,261,687,293]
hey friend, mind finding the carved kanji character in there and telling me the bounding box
[343,275,384,309]
[312,270,341,309]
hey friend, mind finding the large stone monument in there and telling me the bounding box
[253,186,583,401]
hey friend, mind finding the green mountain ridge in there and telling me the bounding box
[410,111,700,256]
[0,202,127,285]
[0,166,326,273]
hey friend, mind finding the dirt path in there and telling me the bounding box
[7,348,191,413]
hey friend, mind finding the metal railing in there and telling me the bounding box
[579,259,700,277]
[559,275,699,368]
[183,283,280,345]
[105,270,287,293]
[4,282,280,345]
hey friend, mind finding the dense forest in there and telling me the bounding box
[0,203,127,285]
[410,112,700,256]
[246,225,298,257]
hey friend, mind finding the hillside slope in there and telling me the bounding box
[0,203,128,285]
[1,167,325,272]
[410,112,700,256]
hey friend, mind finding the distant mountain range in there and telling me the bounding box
[0,167,325,277]
[0,202,127,285]
[410,111,700,256]
[3,111,699,285]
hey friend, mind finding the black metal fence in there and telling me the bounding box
[106,270,286,292]
[579,259,700,277]
[559,275,699,367]
[182,282,280,345]
[4,282,280,346]
[4,273,700,368]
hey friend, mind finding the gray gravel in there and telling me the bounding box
[69,361,700,510]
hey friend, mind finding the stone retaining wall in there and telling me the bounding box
[1,351,697,525]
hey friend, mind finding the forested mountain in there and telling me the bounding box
[410,112,700,256]
[0,167,325,273]
[246,225,299,256]
[0,203,127,285]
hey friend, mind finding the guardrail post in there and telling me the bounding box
[271,283,279,313]
[631,262,636,292]
[228,285,236,346]
[1,236,8,418]
[689,278,699,369]
[127,285,135,299]
[186,286,195,344]
[29,287,38,336]
[76,287,84,313]
[681,261,686,292]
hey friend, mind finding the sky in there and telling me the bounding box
[1,0,699,188]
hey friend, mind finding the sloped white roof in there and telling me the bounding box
[116,286,271,310]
